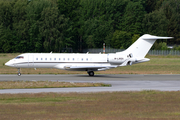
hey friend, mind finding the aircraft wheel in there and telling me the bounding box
[17,73,21,76]
[88,71,94,76]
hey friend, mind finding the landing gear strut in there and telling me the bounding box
[88,71,94,76]
[17,68,21,76]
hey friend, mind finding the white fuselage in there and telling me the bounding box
[5,53,131,71]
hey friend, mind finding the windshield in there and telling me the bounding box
[15,56,24,59]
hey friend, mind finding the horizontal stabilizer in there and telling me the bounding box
[142,35,173,40]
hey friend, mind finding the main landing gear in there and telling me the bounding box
[88,71,94,76]
[17,68,21,76]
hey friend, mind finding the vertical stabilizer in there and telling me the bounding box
[119,34,173,58]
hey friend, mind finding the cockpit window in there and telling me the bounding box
[15,56,24,59]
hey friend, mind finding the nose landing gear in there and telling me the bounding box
[17,68,21,76]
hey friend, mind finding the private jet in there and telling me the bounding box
[5,34,173,76]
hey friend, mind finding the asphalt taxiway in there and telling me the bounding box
[0,74,180,94]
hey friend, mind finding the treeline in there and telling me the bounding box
[0,0,180,53]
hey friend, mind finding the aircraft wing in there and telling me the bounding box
[54,64,117,71]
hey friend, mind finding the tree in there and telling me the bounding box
[0,24,3,52]
[162,0,180,45]
[80,0,126,49]
[121,1,146,35]
[145,0,164,13]
[25,0,53,52]
[39,6,69,52]
[0,0,180,52]
[0,0,14,52]
[111,31,132,49]
[132,34,140,43]
[57,0,81,52]
[142,9,168,36]
[12,0,29,52]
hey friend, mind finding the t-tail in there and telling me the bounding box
[118,34,173,66]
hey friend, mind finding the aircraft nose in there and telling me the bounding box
[5,60,14,67]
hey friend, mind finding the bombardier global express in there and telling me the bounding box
[5,34,173,76]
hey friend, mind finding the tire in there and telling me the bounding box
[17,73,21,76]
[88,71,94,76]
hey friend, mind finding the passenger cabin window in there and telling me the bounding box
[41,58,43,60]
[54,58,56,60]
[59,58,61,60]
[50,58,52,60]
[36,58,38,60]
[15,56,24,59]
[45,58,47,60]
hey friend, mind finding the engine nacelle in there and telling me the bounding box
[108,54,126,65]
[127,58,137,66]
[127,61,133,66]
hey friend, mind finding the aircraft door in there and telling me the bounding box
[28,55,34,66]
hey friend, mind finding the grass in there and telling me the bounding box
[0,91,180,119]
[1,53,180,74]
[0,81,111,89]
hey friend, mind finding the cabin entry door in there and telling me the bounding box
[28,55,34,67]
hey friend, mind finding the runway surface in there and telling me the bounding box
[0,74,180,94]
